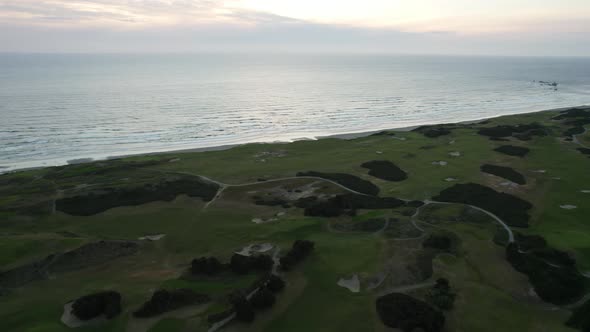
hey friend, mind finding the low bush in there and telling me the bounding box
[296,171,379,196]
[480,164,526,185]
[426,278,456,310]
[71,291,122,321]
[433,183,532,227]
[361,160,408,182]
[191,257,223,275]
[376,293,445,332]
[279,240,315,271]
[494,145,530,157]
[566,299,590,332]
[133,289,210,318]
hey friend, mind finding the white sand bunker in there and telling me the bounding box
[533,170,546,173]
[375,151,383,154]
[445,177,457,182]
[448,152,461,157]
[169,158,181,163]
[581,190,590,194]
[560,205,577,210]
[138,234,166,241]
[337,274,360,293]
[432,161,448,166]
[61,302,108,328]
[500,182,519,188]
[392,137,407,141]
[236,243,274,256]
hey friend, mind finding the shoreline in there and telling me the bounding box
[2,104,588,175]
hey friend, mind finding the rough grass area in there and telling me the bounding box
[433,183,532,227]
[480,164,526,185]
[361,160,408,182]
[477,123,547,140]
[296,171,379,196]
[494,145,530,157]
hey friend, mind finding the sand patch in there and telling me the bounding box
[61,302,108,328]
[235,243,274,256]
[444,177,457,182]
[337,274,360,293]
[448,152,461,157]
[431,161,448,166]
[138,234,166,241]
[581,190,590,194]
[560,205,577,210]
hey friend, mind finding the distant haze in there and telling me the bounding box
[0,0,589,55]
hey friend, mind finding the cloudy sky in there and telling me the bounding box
[1,0,589,55]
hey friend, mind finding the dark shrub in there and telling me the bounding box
[233,297,255,323]
[477,123,546,140]
[578,148,590,155]
[301,194,405,218]
[296,171,380,196]
[250,255,274,272]
[564,127,586,137]
[250,288,276,309]
[494,145,530,157]
[423,235,452,251]
[133,289,210,318]
[433,183,532,227]
[376,293,445,332]
[361,160,408,182]
[230,254,252,275]
[191,257,223,275]
[427,278,456,310]
[71,291,122,321]
[412,125,452,138]
[279,240,315,271]
[566,299,590,332]
[480,164,526,185]
[552,107,590,120]
[56,176,220,216]
[265,275,285,293]
[506,239,584,305]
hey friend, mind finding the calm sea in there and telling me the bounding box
[1,54,589,172]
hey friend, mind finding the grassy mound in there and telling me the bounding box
[376,293,445,332]
[56,176,219,216]
[296,171,379,196]
[361,160,408,182]
[480,164,526,185]
[433,183,532,227]
[494,145,530,157]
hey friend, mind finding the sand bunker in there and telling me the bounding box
[366,272,387,290]
[138,234,166,241]
[432,161,448,166]
[533,170,546,173]
[444,178,457,182]
[235,243,274,256]
[448,152,461,157]
[581,190,590,194]
[337,274,360,293]
[61,302,108,328]
[560,205,577,210]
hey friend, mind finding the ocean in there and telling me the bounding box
[1,54,589,172]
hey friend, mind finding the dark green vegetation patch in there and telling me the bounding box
[0,241,138,288]
[578,148,590,155]
[506,233,585,305]
[56,176,219,216]
[298,193,405,217]
[433,183,532,227]
[494,145,530,157]
[480,164,526,185]
[477,123,547,140]
[133,289,210,318]
[376,292,445,332]
[71,291,122,321]
[412,125,452,138]
[296,171,379,196]
[566,299,590,332]
[361,160,408,182]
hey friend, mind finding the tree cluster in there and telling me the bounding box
[376,292,445,332]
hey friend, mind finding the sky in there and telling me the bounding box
[0,0,589,55]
